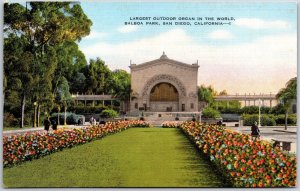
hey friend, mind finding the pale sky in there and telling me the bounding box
[77,2,297,95]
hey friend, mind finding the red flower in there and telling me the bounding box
[240,167,246,172]
[258,168,264,173]
[265,175,271,179]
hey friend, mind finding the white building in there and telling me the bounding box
[130,52,199,112]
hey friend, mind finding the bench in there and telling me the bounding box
[272,139,293,151]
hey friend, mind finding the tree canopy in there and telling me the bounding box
[4,2,92,128]
[276,77,297,129]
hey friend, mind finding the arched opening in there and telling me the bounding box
[149,82,179,111]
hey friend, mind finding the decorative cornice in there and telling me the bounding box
[129,54,199,71]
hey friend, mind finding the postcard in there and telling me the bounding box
[2,0,297,188]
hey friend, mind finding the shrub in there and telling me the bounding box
[242,114,276,126]
[270,104,286,115]
[3,112,19,127]
[100,109,118,118]
[202,107,221,119]
[218,107,243,114]
[274,114,297,125]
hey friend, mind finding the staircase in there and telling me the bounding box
[145,113,175,126]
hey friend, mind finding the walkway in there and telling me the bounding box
[226,125,297,153]
[3,128,226,187]
[2,124,89,137]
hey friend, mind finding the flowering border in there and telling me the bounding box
[161,121,183,128]
[3,120,149,168]
[177,121,296,187]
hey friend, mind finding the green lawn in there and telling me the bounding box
[3,128,226,187]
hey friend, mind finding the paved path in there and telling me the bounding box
[2,124,89,137]
[226,126,297,153]
[226,126,297,142]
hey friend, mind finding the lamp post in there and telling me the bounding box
[258,99,261,127]
[199,111,202,123]
[33,102,37,128]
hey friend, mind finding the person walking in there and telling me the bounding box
[251,121,260,141]
[51,118,57,130]
[90,117,94,125]
[44,117,50,131]
[77,118,82,126]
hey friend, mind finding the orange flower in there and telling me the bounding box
[258,182,264,187]
[240,167,246,172]
[247,160,252,166]
[282,179,289,185]
[234,161,239,169]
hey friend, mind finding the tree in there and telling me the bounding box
[276,77,297,130]
[70,72,87,94]
[4,2,92,128]
[86,58,112,94]
[53,41,87,94]
[4,34,36,128]
[219,89,228,96]
[55,77,72,126]
[111,70,131,112]
[198,85,217,105]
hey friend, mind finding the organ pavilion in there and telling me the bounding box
[130,52,199,112]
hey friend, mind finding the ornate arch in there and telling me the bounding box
[142,74,187,97]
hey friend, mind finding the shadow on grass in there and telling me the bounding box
[174,129,231,187]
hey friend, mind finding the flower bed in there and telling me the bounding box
[3,120,149,168]
[161,121,183,128]
[178,122,296,187]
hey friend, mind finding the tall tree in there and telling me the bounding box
[70,72,87,94]
[55,77,72,125]
[86,58,112,94]
[53,41,87,94]
[111,70,131,112]
[276,77,297,130]
[4,2,92,128]
[4,34,36,127]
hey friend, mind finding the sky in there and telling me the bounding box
[78,2,296,94]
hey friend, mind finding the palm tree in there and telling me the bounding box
[276,77,297,130]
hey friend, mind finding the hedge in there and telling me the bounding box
[202,107,221,119]
[242,114,276,126]
[242,114,297,126]
[274,114,297,125]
